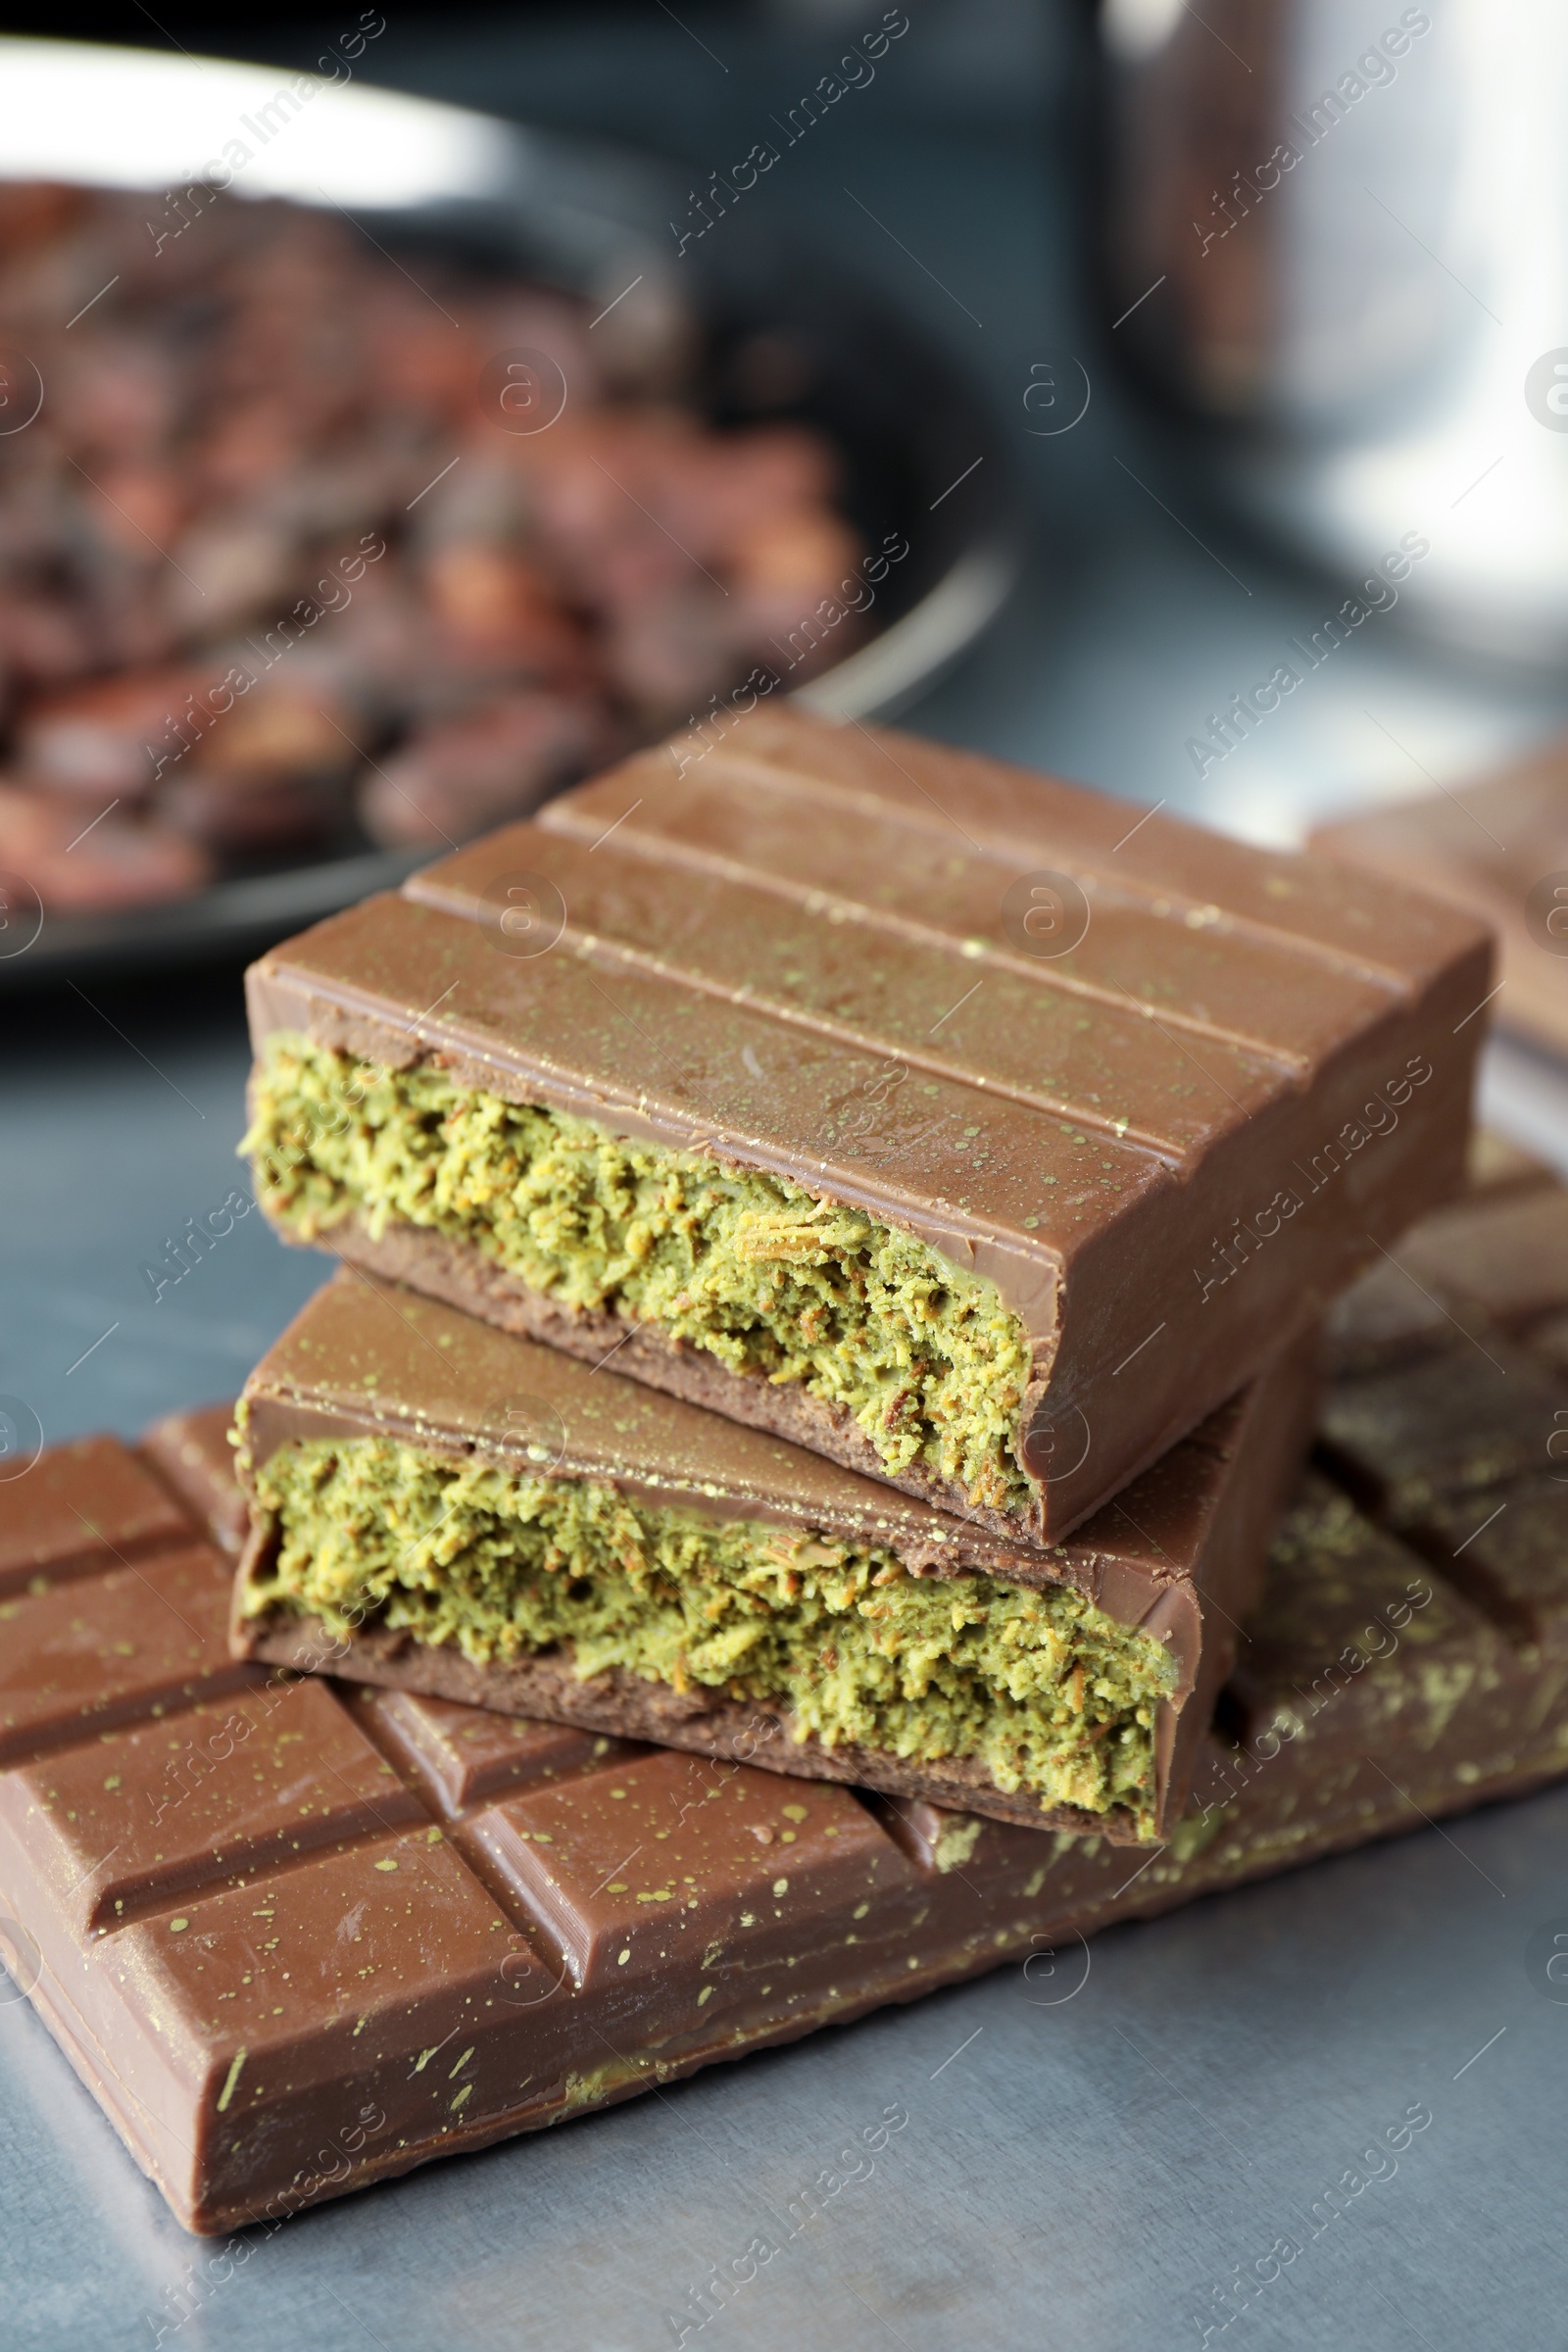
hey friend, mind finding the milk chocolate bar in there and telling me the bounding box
[4,1244,1567,2234]
[229,1271,1316,1843]
[1310,741,1566,1058]
[243,704,1490,1545]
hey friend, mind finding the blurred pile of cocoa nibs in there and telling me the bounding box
[0,181,863,913]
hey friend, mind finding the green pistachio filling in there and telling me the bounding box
[244,1035,1037,1517]
[246,1435,1175,1826]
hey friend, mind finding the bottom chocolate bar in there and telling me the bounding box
[5,1133,1568,2237]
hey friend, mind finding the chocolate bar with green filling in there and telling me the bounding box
[3,1178,1567,2234]
[228,1271,1317,1844]
[242,704,1490,1545]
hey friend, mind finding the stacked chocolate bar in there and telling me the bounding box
[4,706,1534,2235]
[230,707,1488,1840]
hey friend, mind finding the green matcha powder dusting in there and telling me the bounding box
[247,1436,1175,1826]
[245,1036,1037,1517]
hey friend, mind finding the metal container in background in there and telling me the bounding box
[1099,0,1568,665]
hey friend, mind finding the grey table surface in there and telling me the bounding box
[4,8,1567,2347]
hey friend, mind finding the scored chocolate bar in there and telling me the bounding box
[5,1150,1568,2235]
[228,1272,1317,1844]
[1311,739,1568,1059]
[243,704,1490,1545]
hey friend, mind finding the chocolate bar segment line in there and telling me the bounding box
[412,823,1294,1157]
[0,1434,191,1592]
[577,707,1472,1001]
[524,767,1411,1074]
[0,1541,252,1768]
[246,706,1490,1544]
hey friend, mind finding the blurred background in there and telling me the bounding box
[4,17,1568,2342]
[4,0,1566,1450]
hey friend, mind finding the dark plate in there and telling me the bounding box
[0,38,1021,985]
